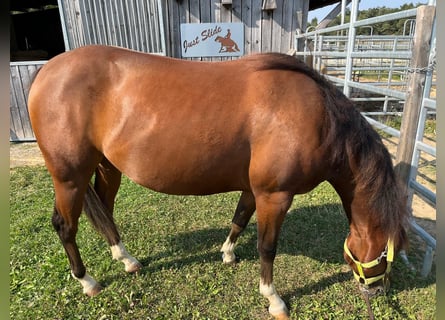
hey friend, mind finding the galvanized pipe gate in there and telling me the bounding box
[295,0,436,277]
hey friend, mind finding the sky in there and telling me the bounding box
[308,0,430,21]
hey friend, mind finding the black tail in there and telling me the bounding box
[83,183,120,245]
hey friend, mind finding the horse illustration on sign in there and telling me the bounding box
[215,29,240,53]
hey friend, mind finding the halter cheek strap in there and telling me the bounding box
[344,237,395,286]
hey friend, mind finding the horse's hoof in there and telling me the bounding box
[126,261,143,273]
[222,253,239,265]
[273,313,290,320]
[85,283,103,297]
[269,303,289,320]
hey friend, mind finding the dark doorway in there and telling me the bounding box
[10,0,65,61]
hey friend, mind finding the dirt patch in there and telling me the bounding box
[380,135,436,223]
[9,142,45,168]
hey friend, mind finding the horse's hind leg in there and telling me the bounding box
[86,158,142,273]
[52,177,103,296]
[220,191,256,264]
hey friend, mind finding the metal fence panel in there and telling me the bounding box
[295,1,436,277]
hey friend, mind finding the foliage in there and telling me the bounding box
[10,166,435,319]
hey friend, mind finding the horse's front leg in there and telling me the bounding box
[221,191,256,263]
[256,192,292,320]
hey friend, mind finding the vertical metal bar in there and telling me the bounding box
[74,0,86,47]
[126,0,134,49]
[384,37,398,112]
[114,0,124,47]
[312,34,318,69]
[341,0,346,25]
[97,0,108,44]
[139,0,149,51]
[343,0,359,97]
[119,0,129,48]
[149,0,157,52]
[103,0,114,45]
[139,0,148,51]
[421,245,434,278]
[130,0,138,50]
[91,0,102,44]
[110,0,119,46]
[57,0,71,50]
[134,0,142,51]
[407,106,428,207]
[398,250,416,272]
[303,36,308,64]
[157,0,166,54]
[154,0,161,53]
[79,0,91,45]
[317,35,323,72]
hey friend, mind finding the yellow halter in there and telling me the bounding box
[344,237,395,286]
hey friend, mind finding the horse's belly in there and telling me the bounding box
[128,164,249,196]
[106,141,251,195]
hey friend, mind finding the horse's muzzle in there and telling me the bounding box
[358,276,389,298]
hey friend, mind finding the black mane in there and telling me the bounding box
[250,53,409,244]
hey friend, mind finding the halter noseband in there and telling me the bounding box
[344,237,395,286]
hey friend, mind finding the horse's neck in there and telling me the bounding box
[329,166,378,238]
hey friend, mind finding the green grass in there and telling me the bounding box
[10,166,435,319]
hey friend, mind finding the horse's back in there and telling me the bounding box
[28,46,329,195]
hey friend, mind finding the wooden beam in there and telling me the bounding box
[316,0,351,30]
[394,5,436,189]
[262,0,277,11]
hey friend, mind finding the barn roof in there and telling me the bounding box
[309,0,342,11]
[11,0,343,14]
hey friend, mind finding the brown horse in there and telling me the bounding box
[28,45,408,319]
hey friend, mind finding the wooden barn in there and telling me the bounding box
[10,0,337,141]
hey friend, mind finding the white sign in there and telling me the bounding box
[180,23,244,58]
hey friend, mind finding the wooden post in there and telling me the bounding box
[394,5,435,188]
[262,0,277,11]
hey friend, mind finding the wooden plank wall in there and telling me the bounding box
[163,0,308,60]
[59,0,165,54]
[10,62,46,142]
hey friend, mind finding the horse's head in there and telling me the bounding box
[343,218,408,297]
[344,233,393,297]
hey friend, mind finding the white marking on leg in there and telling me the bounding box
[110,241,142,273]
[260,280,289,317]
[220,237,236,264]
[72,272,101,296]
